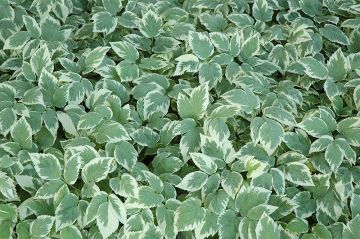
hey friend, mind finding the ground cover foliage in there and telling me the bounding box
[1,0,360,238]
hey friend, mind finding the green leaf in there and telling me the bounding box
[23,15,40,38]
[152,36,180,53]
[82,157,113,183]
[11,117,32,149]
[354,85,360,110]
[135,186,164,208]
[116,60,139,81]
[142,223,162,239]
[30,153,61,180]
[325,138,355,171]
[313,224,332,239]
[189,31,214,60]
[42,109,59,135]
[350,194,360,218]
[85,192,108,225]
[174,198,206,232]
[194,211,218,239]
[300,0,321,17]
[270,168,285,195]
[156,205,177,239]
[255,213,280,239]
[0,172,17,200]
[286,217,308,233]
[138,10,162,38]
[228,13,254,28]
[210,32,229,52]
[57,112,78,136]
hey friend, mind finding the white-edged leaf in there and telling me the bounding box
[22,87,45,106]
[222,88,260,114]
[263,106,296,126]
[64,154,82,185]
[84,46,110,71]
[82,157,113,183]
[110,173,139,198]
[298,57,328,79]
[138,10,162,38]
[255,213,280,239]
[189,31,214,60]
[190,153,217,174]
[4,31,30,50]
[174,198,206,232]
[221,170,243,199]
[110,41,139,62]
[11,117,32,149]
[320,24,350,45]
[30,215,55,237]
[30,45,54,76]
[114,141,138,171]
[30,153,62,180]
[176,171,208,192]
[55,193,79,231]
[96,120,130,144]
[285,162,314,186]
[327,48,349,81]
[92,11,117,35]
[178,83,209,120]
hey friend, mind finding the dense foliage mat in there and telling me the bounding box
[1,0,360,238]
